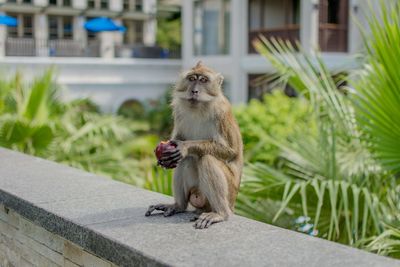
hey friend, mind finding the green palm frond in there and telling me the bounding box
[351,1,400,173]
[237,0,400,252]
[359,224,400,259]
[239,162,390,244]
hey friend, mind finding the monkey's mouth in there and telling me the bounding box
[188,97,200,104]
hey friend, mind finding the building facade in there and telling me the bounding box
[182,0,379,104]
[0,0,183,113]
[0,0,158,58]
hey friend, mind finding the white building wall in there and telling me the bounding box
[110,0,123,12]
[72,0,87,9]
[33,0,48,6]
[0,58,181,113]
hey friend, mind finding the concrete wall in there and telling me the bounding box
[0,57,181,113]
[0,205,117,267]
[0,148,398,267]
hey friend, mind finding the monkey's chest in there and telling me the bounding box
[179,117,217,140]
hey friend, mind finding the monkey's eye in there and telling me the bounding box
[200,77,208,83]
[188,76,196,82]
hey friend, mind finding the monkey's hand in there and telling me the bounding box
[169,140,189,158]
[158,141,185,168]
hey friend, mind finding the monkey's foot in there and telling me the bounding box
[193,212,224,229]
[145,203,182,217]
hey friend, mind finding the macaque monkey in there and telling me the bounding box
[145,61,243,229]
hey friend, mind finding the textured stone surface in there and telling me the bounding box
[0,147,399,267]
[0,204,118,267]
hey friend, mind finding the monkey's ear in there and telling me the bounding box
[217,73,224,86]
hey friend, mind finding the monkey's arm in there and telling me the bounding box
[176,140,237,162]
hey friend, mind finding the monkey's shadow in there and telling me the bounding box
[80,206,197,229]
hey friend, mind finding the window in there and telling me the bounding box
[49,0,71,6]
[123,0,130,10]
[135,0,143,11]
[22,15,33,37]
[248,0,300,30]
[193,0,231,56]
[123,0,140,11]
[100,0,108,9]
[123,20,143,44]
[6,13,18,37]
[86,17,97,40]
[88,0,95,8]
[6,0,32,3]
[248,0,300,53]
[49,16,58,39]
[134,20,143,43]
[319,0,349,52]
[328,0,340,24]
[9,14,34,38]
[48,16,73,40]
[63,17,73,39]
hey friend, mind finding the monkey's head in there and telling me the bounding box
[174,61,224,107]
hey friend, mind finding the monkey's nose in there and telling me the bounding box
[191,90,199,95]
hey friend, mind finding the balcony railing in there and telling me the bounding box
[5,38,35,56]
[5,38,100,57]
[319,24,348,52]
[248,25,300,54]
[115,44,181,59]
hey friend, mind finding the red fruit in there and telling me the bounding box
[155,141,177,160]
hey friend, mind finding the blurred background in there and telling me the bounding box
[0,0,399,260]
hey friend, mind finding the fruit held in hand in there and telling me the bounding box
[155,141,177,161]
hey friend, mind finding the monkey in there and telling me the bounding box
[145,61,243,229]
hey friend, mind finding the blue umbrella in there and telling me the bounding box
[84,17,126,33]
[0,14,18,27]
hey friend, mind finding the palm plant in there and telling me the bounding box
[237,0,400,256]
[0,70,61,154]
[352,1,400,173]
[0,70,153,186]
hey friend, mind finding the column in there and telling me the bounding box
[73,16,87,54]
[230,0,247,104]
[113,18,124,57]
[34,14,49,57]
[99,31,115,58]
[143,0,157,46]
[182,0,194,69]
[300,0,319,53]
[0,25,6,57]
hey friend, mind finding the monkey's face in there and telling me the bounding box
[175,65,224,106]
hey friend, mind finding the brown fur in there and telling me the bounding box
[146,61,243,229]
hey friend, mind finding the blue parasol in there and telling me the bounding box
[84,17,126,33]
[0,14,18,27]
